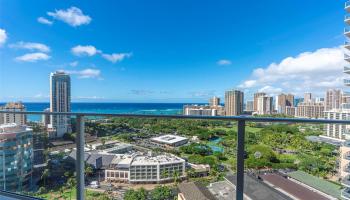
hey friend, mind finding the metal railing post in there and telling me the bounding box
[76,115,85,200]
[236,119,245,200]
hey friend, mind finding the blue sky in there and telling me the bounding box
[0,0,345,102]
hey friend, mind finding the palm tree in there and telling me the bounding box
[101,137,106,149]
[41,169,49,187]
[67,177,76,200]
[173,171,180,185]
[85,164,94,179]
[161,170,169,179]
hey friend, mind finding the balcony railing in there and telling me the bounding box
[346,1,350,9]
[345,28,350,36]
[343,188,350,200]
[344,176,350,188]
[346,16,350,25]
[345,66,350,74]
[0,110,349,200]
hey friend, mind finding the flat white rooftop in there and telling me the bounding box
[0,123,31,134]
[131,154,185,166]
[151,134,188,145]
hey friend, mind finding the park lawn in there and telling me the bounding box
[287,170,341,199]
[210,126,262,133]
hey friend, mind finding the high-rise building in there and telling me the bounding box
[245,100,254,112]
[276,94,294,114]
[0,124,33,192]
[183,105,221,116]
[256,96,273,115]
[225,90,244,116]
[296,102,324,119]
[325,89,342,111]
[304,92,312,103]
[342,92,350,109]
[339,4,350,198]
[324,109,350,141]
[48,71,71,138]
[285,106,296,116]
[253,92,266,111]
[0,102,27,125]
[209,96,220,107]
[42,108,50,126]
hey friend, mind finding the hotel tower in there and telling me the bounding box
[47,71,71,138]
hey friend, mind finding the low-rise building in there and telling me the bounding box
[150,134,189,148]
[189,163,210,177]
[178,182,216,200]
[106,153,186,184]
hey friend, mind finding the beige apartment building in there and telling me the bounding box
[325,89,342,111]
[225,90,244,116]
[0,102,27,125]
[296,102,324,119]
[276,93,294,114]
[253,92,266,112]
[209,96,220,107]
[256,96,273,115]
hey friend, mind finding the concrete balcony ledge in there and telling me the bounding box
[0,191,43,200]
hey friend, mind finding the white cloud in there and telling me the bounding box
[65,68,101,79]
[37,17,53,25]
[130,90,154,95]
[217,59,232,66]
[238,46,346,97]
[15,52,51,62]
[0,28,7,46]
[189,90,217,98]
[9,41,50,52]
[102,53,132,63]
[73,96,105,100]
[69,61,78,67]
[258,86,283,95]
[47,7,91,27]
[71,45,99,56]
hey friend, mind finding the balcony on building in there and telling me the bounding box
[346,1,350,13]
[346,16,350,25]
[345,41,350,51]
[345,164,350,173]
[343,188,350,200]
[345,54,350,63]
[345,79,350,86]
[345,66,350,74]
[343,175,350,187]
[344,151,350,160]
[345,28,350,38]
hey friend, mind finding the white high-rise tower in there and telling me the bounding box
[48,71,71,138]
[340,2,350,199]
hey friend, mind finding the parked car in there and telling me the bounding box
[90,181,100,189]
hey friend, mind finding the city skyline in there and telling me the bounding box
[0,0,346,103]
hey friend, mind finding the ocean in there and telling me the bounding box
[0,102,197,121]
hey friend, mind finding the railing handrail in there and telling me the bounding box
[1,110,350,200]
[0,110,350,124]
